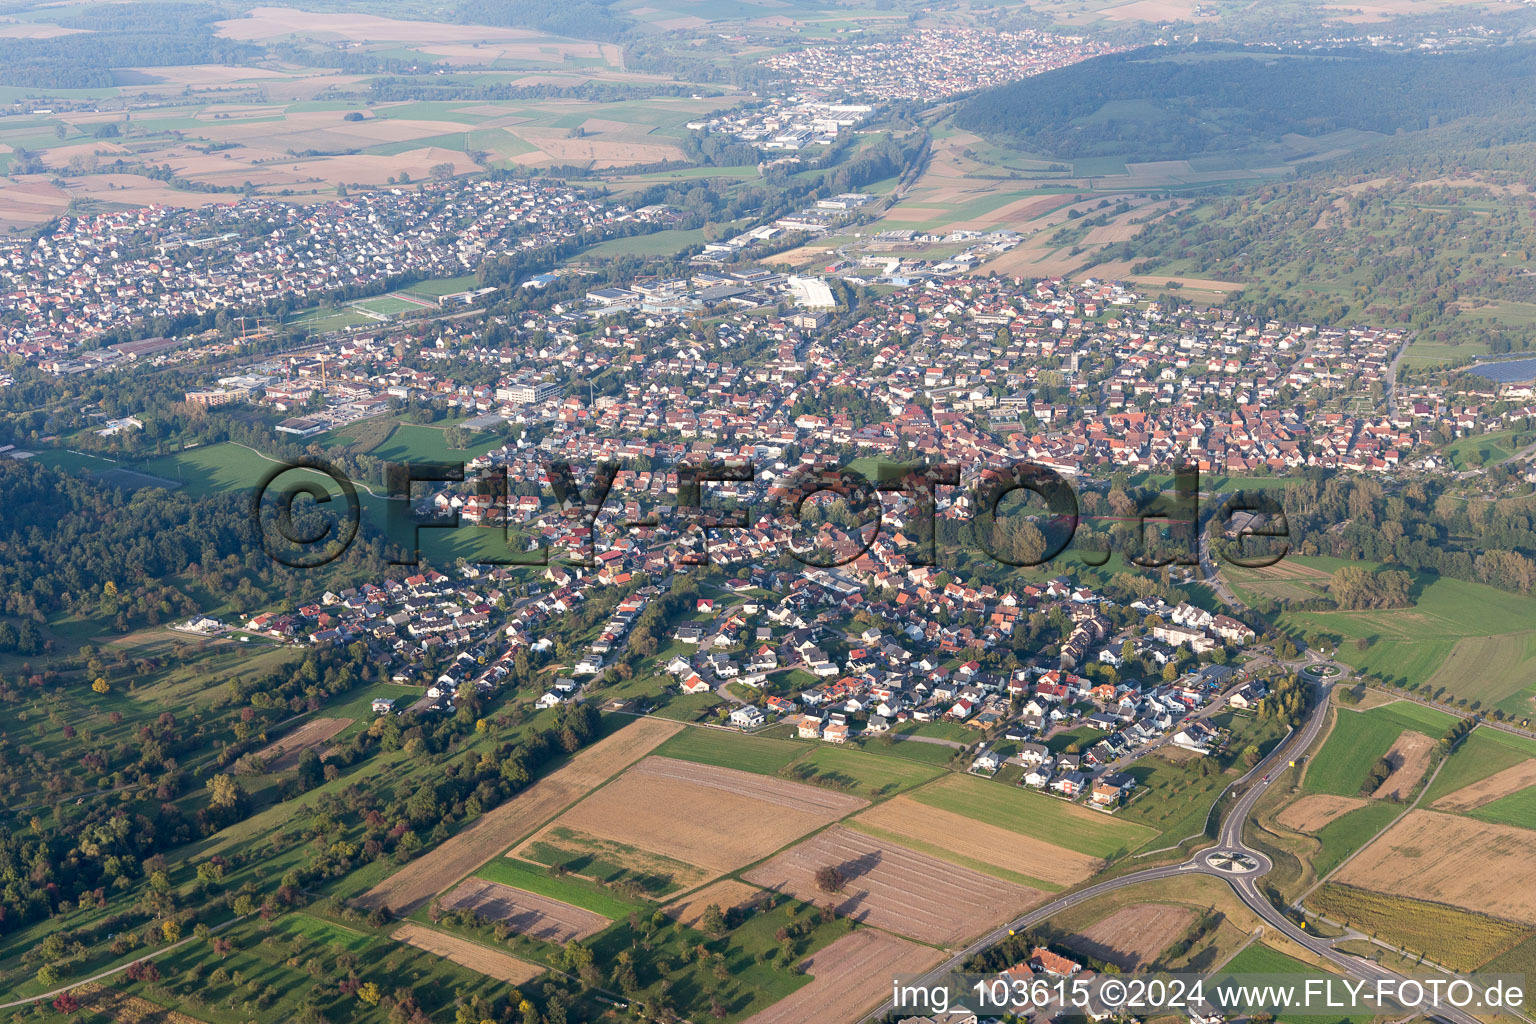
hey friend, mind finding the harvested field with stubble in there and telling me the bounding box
[851,795,1101,886]
[1371,731,1435,800]
[1335,810,1536,924]
[391,923,546,983]
[740,929,943,1024]
[518,755,866,876]
[1070,904,1195,969]
[357,718,681,914]
[743,825,1041,945]
[439,879,611,942]
[1277,794,1369,833]
[253,716,351,770]
[664,879,766,928]
[1435,760,1536,813]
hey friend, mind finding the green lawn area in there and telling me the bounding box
[581,226,707,259]
[779,743,946,800]
[368,422,501,464]
[1442,428,1521,470]
[1302,704,1455,797]
[139,442,296,498]
[653,726,806,774]
[908,774,1158,858]
[1046,724,1108,754]
[858,734,959,766]
[473,857,644,920]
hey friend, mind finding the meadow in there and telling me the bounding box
[907,774,1158,859]
[1235,556,1536,708]
[1302,703,1454,797]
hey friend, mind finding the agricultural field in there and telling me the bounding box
[250,715,352,771]
[390,923,546,984]
[1242,558,1536,706]
[907,773,1159,859]
[438,878,613,943]
[512,755,867,892]
[357,717,681,914]
[1425,727,1536,805]
[1369,730,1435,800]
[1065,903,1195,970]
[1307,884,1532,971]
[850,793,1100,889]
[1302,703,1454,798]
[1334,809,1536,924]
[1276,794,1368,833]
[470,856,645,921]
[653,726,808,774]
[778,743,947,799]
[737,930,944,1024]
[743,824,1042,946]
[664,879,767,929]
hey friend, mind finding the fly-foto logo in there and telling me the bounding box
[251,458,1291,571]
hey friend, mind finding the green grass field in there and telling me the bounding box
[1303,704,1454,797]
[473,857,643,920]
[653,727,807,775]
[1310,801,1402,879]
[1468,784,1536,830]
[779,743,946,799]
[1422,633,1536,717]
[1247,558,1536,697]
[1422,727,1536,804]
[908,774,1158,858]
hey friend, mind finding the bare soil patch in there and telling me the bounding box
[518,755,865,876]
[1335,810,1536,924]
[852,795,1100,886]
[664,879,766,928]
[744,825,1040,945]
[1434,760,1536,814]
[391,923,546,983]
[439,878,610,942]
[1371,731,1435,801]
[1070,903,1196,969]
[357,718,681,914]
[1277,794,1369,833]
[253,716,351,771]
[740,929,943,1024]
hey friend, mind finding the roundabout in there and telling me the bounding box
[1202,848,1266,874]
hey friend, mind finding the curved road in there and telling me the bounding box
[860,677,1480,1024]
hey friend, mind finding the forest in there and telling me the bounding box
[955,44,1536,160]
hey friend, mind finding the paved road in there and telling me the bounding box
[859,678,1481,1024]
